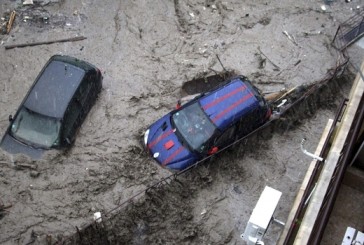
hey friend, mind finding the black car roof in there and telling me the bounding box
[23,55,93,118]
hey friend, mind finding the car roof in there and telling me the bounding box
[199,78,260,130]
[23,56,91,118]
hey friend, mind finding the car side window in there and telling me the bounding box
[215,125,236,146]
[62,99,82,139]
[78,74,94,105]
[236,109,261,136]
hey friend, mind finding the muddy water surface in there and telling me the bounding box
[0,0,359,244]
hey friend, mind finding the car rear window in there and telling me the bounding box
[24,61,85,118]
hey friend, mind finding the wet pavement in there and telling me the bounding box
[0,0,361,244]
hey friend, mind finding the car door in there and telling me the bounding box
[235,109,261,138]
[77,72,96,121]
[80,72,95,106]
[213,125,237,149]
[62,98,83,145]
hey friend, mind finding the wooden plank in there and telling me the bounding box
[4,36,86,50]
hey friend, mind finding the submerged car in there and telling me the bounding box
[143,76,271,171]
[0,55,102,158]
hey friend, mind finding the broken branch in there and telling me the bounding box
[4,36,87,50]
[6,11,16,34]
[15,163,37,170]
[257,46,281,71]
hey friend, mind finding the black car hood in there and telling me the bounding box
[0,133,44,159]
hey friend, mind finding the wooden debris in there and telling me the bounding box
[4,36,87,50]
[294,59,302,66]
[258,46,281,71]
[274,85,299,102]
[283,30,299,46]
[6,11,16,34]
[264,89,288,102]
[0,199,12,214]
[15,163,37,170]
[1,204,12,210]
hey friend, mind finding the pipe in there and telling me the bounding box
[301,138,324,162]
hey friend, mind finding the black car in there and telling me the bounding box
[0,55,102,158]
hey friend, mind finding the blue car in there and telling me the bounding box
[143,76,271,171]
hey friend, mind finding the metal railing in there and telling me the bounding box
[333,9,364,51]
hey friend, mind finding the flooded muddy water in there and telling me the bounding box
[0,0,360,244]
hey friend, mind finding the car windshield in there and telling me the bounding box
[10,107,61,148]
[172,102,216,152]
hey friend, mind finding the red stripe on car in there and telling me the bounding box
[162,146,185,166]
[148,129,173,149]
[213,93,254,122]
[202,85,247,110]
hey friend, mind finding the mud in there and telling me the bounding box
[0,0,361,244]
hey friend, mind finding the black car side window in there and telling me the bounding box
[78,74,94,105]
[63,99,82,138]
[237,108,264,136]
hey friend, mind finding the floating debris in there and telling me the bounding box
[258,46,281,71]
[23,0,34,5]
[4,35,87,50]
[6,11,16,34]
[283,30,299,46]
[93,212,102,223]
[277,99,288,108]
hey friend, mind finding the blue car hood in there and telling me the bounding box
[146,114,198,171]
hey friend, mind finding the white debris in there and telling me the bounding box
[23,0,33,5]
[321,5,327,11]
[189,12,195,18]
[277,99,287,108]
[199,47,207,54]
[93,212,102,223]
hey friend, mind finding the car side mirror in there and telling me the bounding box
[8,115,13,122]
[176,100,181,109]
[208,146,219,155]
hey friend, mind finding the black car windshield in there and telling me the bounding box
[172,102,216,152]
[10,107,61,148]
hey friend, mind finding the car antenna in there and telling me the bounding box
[216,54,227,73]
